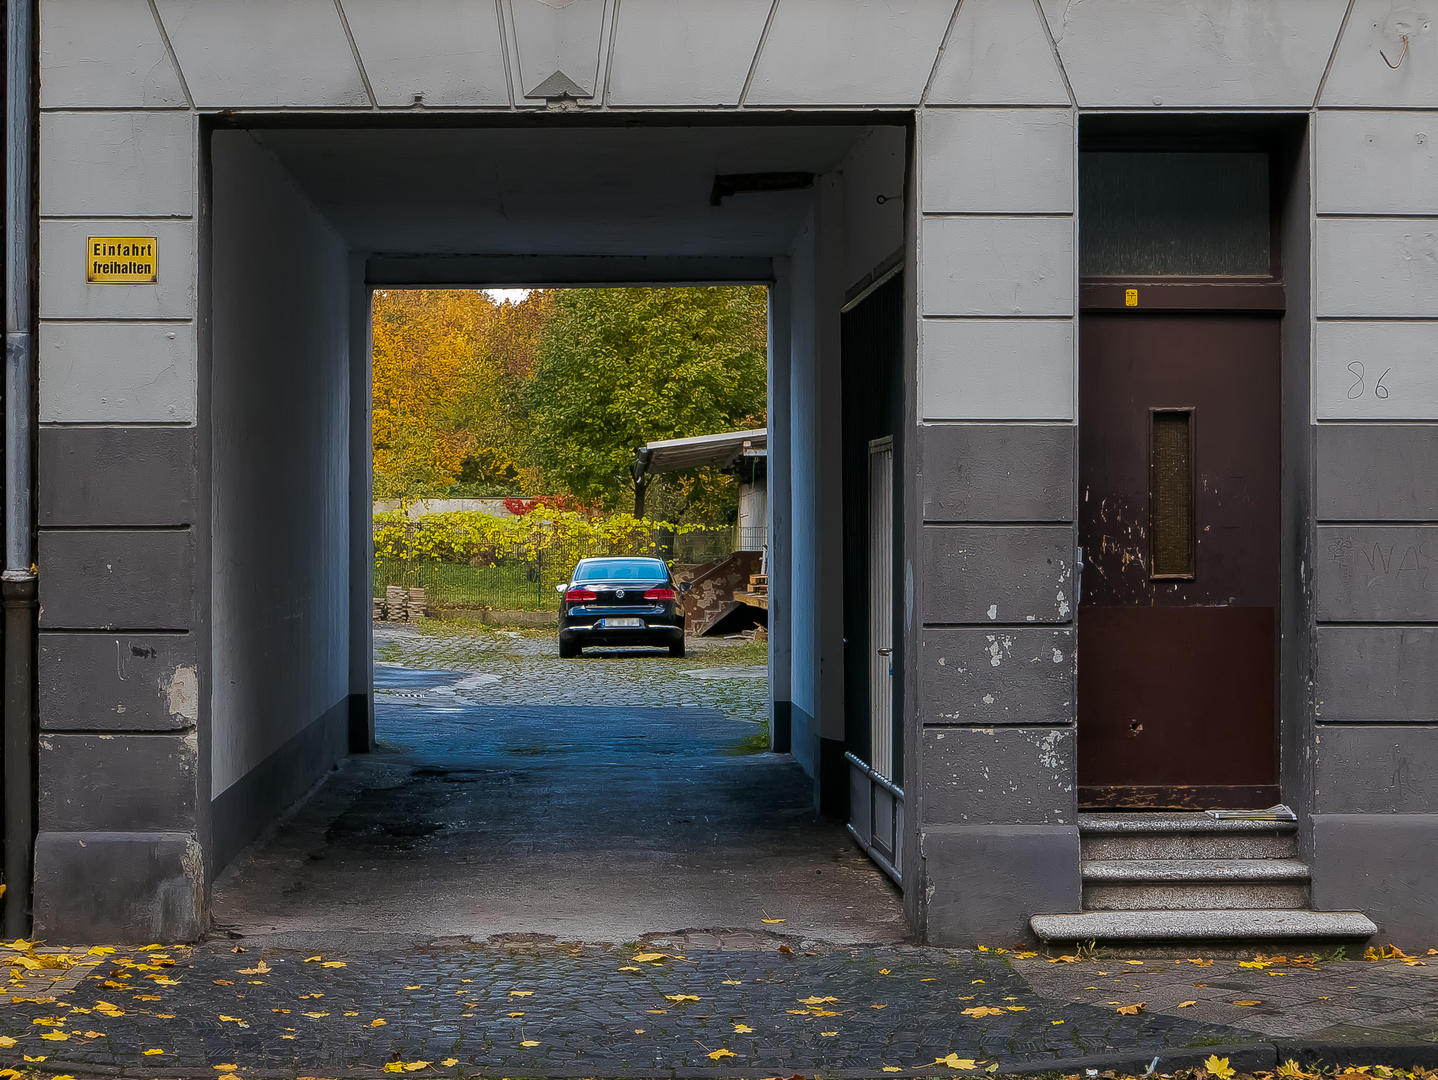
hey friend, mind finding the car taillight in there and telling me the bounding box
[643,586,675,601]
[565,587,598,601]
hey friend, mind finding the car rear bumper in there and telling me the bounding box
[559,621,684,648]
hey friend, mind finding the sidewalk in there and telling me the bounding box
[3,935,1437,1078]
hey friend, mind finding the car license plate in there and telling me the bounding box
[600,617,644,628]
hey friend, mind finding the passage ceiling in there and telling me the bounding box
[253,123,896,259]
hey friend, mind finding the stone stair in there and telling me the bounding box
[1031,813,1376,943]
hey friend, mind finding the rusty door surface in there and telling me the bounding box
[1077,311,1281,809]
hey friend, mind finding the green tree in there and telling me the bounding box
[524,286,768,513]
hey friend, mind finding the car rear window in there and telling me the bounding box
[571,558,667,582]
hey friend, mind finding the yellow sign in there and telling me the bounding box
[87,237,157,284]
[1124,288,1138,307]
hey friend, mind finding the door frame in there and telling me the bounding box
[1073,114,1315,814]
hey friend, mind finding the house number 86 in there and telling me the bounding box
[1347,361,1391,400]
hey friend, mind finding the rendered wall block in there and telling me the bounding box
[1038,0,1348,108]
[39,734,199,832]
[920,423,1075,522]
[921,824,1081,944]
[1316,626,1438,722]
[32,831,203,943]
[39,530,194,630]
[922,727,1076,824]
[920,109,1073,214]
[746,0,955,106]
[39,426,197,527]
[921,524,1074,625]
[926,0,1070,106]
[921,318,1074,421]
[41,634,199,732]
[1315,322,1438,420]
[1316,111,1438,215]
[342,0,509,106]
[1321,0,1438,108]
[1311,815,1438,947]
[41,220,196,322]
[1316,424,1438,520]
[1314,525,1438,622]
[39,321,196,423]
[40,111,194,218]
[607,0,772,106]
[507,0,606,99]
[1317,219,1438,318]
[39,0,188,109]
[154,0,370,108]
[920,627,1074,726]
[1313,726,1438,813]
[921,216,1074,317]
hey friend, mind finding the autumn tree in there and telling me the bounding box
[523,286,768,513]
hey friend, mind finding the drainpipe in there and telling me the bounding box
[4,0,37,938]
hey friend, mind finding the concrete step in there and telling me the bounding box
[1082,858,1311,911]
[1079,813,1298,860]
[1031,908,1377,942]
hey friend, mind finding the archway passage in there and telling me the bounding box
[205,118,910,944]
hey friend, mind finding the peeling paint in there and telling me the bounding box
[165,665,199,722]
[986,604,998,620]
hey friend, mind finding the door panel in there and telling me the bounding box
[1078,312,1281,808]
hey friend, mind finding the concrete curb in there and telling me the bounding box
[27,1042,1438,1080]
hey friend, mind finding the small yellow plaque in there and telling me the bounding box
[1124,288,1138,307]
[87,237,157,284]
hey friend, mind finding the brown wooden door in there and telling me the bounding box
[1078,311,1280,809]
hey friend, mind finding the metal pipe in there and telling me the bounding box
[4,0,38,939]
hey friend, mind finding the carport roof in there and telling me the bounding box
[635,428,766,478]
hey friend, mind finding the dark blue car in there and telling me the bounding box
[556,556,689,658]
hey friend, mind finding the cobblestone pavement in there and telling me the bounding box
[4,941,1438,1078]
[10,623,1437,1078]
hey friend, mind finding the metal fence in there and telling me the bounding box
[374,525,742,612]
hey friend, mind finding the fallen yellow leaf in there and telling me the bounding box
[1051,1020,1064,1025]
[237,962,271,975]
[1124,960,1144,966]
[884,1068,903,1073]
[273,1008,291,1014]
[1234,999,1263,1007]
[665,993,700,1002]
[1178,1000,1198,1008]
[1186,958,1213,967]
[219,1014,244,1023]
[23,1056,47,1063]
[1240,960,1269,969]
[40,1031,69,1041]
[734,1023,754,1033]
[935,1053,978,1070]
[1005,1006,1027,1012]
[632,952,666,963]
[303,1011,330,1018]
[88,947,116,956]
[799,995,839,1005]
[507,1012,524,1017]
[383,1064,405,1074]
[441,1059,458,1067]
[723,979,742,985]
[321,961,345,969]
[304,956,324,963]
[871,1004,887,1010]
[821,1031,838,1037]
[134,994,161,1001]
[32,1017,65,1025]
[402,1063,432,1073]
[83,1032,104,1039]
[879,968,891,974]
[0,1037,13,1048]
[961,1006,1003,1018]
[215,1065,239,1072]
[509,990,533,997]
[762,918,785,924]
[519,1040,540,1048]
[404,985,421,990]
[1116,1003,1145,1015]
[371,1019,388,1027]
[618,966,640,972]
[1206,1055,1236,1080]
[345,1011,358,1017]
[143,1048,164,1055]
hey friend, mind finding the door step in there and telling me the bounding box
[1031,908,1377,942]
[1030,812,1375,944]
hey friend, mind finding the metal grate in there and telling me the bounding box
[1150,409,1195,579]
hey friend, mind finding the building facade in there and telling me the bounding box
[16,0,1438,945]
